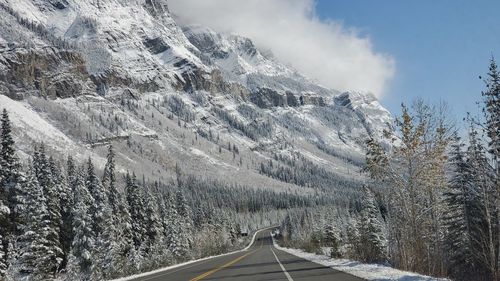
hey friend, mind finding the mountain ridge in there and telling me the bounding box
[0,0,392,194]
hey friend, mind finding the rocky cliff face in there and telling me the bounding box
[0,0,392,193]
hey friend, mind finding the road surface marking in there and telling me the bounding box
[137,257,219,281]
[271,248,294,281]
[189,249,257,281]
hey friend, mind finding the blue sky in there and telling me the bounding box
[314,0,500,121]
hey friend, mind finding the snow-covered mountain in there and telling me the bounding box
[0,0,392,193]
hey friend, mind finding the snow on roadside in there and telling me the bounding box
[110,227,263,281]
[272,238,449,281]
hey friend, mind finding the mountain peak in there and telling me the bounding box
[0,0,393,191]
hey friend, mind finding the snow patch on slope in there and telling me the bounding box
[190,147,235,170]
[0,95,75,148]
[0,95,107,167]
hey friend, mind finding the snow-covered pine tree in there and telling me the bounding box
[147,184,173,268]
[364,137,388,182]
[443,137,482,279]
[0,108,24,277]
[101,147,135,274]
[467,123,498,280]
[323,222,341,258]
[309,224,323,253]
[0,109,11,277]
[144,187,162,251]
[7,167,59,280]
[163,191,186,261]
[0,109,21,194]
[174,189,193,260]
[102,145,119,217]
[140,186,164,269]
[60,156,77,271]
[481,58,500,280]
[66,169,94,280]
[0,219,6,277]
[346,218,361,259]
[84,158,119,279]
[358,186,387,263]
[0,196,8,277]
[125,173,146,251]
[92,208,119,280]
[482,58,500,168]
[32,145,64,274]
[156,189,170,238]
[85,158,108,238]
[115,192,135,275]
[49,156,73,271]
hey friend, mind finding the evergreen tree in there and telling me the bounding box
[102,145,119,217]
[49,156,73,271]
[8,167,59,280]
[114,193,135,275]
[0,109,9,277]
[66,170,94,280]
[346,218,361,259]
[467,124,498,279]
[481,58,500,280]
[92,211,119,280]
[323,223,341,258]
[482,58,500,165]
[143,187,162,254]
[358,186,387,263]
[100,147,135,274]
[163,191,187,261]
[443,138,482,279]
[125,173,146,251]
[0,193,8,277]
[60,157,77,270]
[84,158,119,278]
[0,108,22,276]
[85,158,107,238]
[174,189,193,260]
[33,145,63,273]
[0,109,20,191]
[364,138,388,182]
[137,187,164,270]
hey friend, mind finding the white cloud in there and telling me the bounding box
[168,0,395,97]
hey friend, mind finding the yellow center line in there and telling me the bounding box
[189,249,258,281]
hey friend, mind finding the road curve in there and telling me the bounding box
[127,228,365,281]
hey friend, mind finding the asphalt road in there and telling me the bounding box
[128,228,365,281]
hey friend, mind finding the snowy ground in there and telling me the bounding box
[272,239,450,281]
